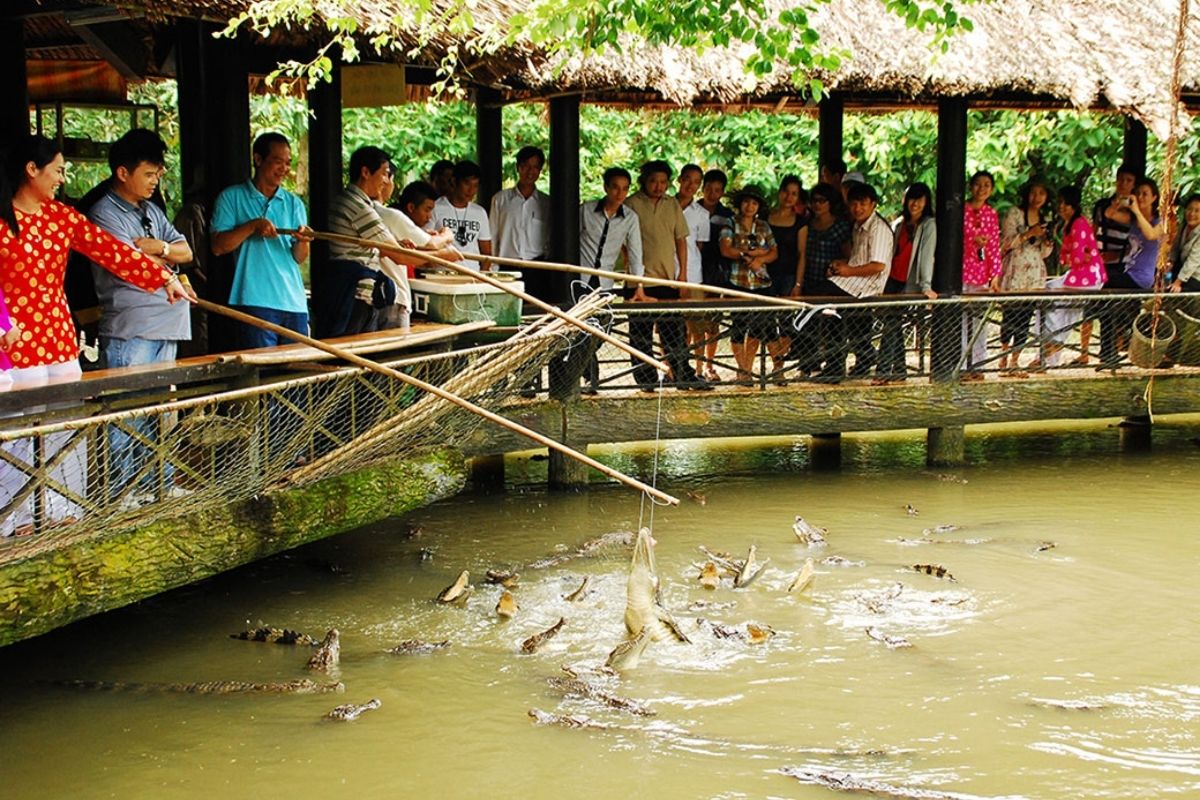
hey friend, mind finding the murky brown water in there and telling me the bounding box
[2,418,1199,799]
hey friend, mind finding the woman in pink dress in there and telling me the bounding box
[1037,185,1106,367]
[960,170,1002,379]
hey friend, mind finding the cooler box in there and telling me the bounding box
[410,273,525,326]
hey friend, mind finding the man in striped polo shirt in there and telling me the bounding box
[321,146,413,337]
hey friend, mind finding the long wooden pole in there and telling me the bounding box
[286,230,670,374]
[466,251,811,309]
[196,298,679,506]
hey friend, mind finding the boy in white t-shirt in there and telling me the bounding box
[429,160,492,265]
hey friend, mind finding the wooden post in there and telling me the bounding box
[476,87,503,210]
[927,425,965,466]
[810,432,842,470]
[1117,414,1152,451]
[307,59,343,339]
[932,97,968,381]
[1122,118,1148,179]
[547,329,592,487]
[177,20,250,353]
[818,94,844,178]
[0,14,28,153]
[470,454,506,487]
[549,95,581,304]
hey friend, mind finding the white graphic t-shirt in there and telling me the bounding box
[431,197,491,261]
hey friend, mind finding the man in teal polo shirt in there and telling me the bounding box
[211,132,313,349]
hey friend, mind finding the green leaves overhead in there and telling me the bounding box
[221,0,977,98]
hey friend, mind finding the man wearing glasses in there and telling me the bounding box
[87,128,194,503]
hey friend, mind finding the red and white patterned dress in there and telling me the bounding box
[0,200,167,369]
[962,203,1003,287]
[1059,216,1108,289]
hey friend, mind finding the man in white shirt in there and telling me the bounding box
[430,160,492,264]
[490,145,551,298]
[579,167,643,288]
[372,177,463,330]
[811,182,892,381]
[578,167,644,392]
[675,164,714,380]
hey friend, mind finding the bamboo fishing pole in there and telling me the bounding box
[196,298,680,506]
[286,229,670,375]
[463,251,811,309]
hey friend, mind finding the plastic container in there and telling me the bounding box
[410,275,525,326]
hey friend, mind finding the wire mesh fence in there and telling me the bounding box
[4,289,1197,558]
[0,293,613,557]
[536,290,1200,394]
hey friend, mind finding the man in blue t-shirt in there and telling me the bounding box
[211,132,314,349]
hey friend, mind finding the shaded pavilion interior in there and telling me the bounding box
[1,0,1188,362]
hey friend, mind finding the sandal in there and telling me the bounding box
[704,369,720,382]
[1068,356,1090,366]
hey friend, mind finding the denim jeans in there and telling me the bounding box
[234,306,309,349]
[102,337,178,498]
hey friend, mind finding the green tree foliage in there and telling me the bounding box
[49,81,1198,226]
[340,99,1182,217]
[223,0,976,98]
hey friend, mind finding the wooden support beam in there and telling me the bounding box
[549,95,582,304]
[176,18,250,354]
[810,432,842,470]
[1117,414,1152,451]
[307,59,343,340]
[818,93,844,177]
[0,15,28,153]
[1123,118,1148,179]
[926,425,965,466]
[547,327,592,488]
[933,97,968,380]
[476,87,503,210]
[67,18,147,79]
[470,454,506,487]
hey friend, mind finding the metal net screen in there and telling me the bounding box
[0,293,613,558]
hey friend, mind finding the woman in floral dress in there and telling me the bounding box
[0,134,193,535]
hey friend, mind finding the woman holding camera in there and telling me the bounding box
[1034,185,1106,368]
[1095,177,1162,366]
[998,178,1054,375]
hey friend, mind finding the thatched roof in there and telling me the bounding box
[528,0,1198,138]
[23,0,1200,136]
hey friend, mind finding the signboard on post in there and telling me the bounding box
[342,64,407,108]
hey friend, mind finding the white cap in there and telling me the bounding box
[843,171,866,185]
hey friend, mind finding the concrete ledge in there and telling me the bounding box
[463,373,1200,454]
[0,448,466,647]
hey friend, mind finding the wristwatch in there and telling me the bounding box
[160,241,171,258]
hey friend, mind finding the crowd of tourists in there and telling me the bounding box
[4,130,1200,396]
[4,131,1200,528]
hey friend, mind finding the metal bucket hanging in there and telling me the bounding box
[1128,309,1177,368]
[1173,307,1200,366]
